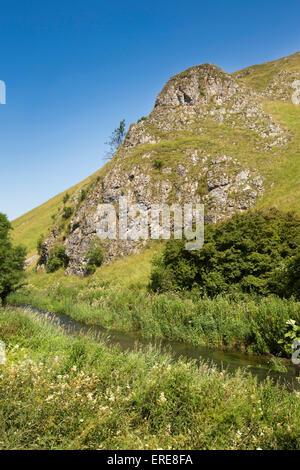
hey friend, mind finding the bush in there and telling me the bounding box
[150,209,300,296]
[46,246,69,273]
[84,242,104,275]
[62,206,73,220]
[0,213,26,303]
[273,247,300,300]
[63,193,70,204]
[153,159,163,171]
[79,189,87,202]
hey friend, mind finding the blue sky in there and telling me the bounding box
[0,0,299,220]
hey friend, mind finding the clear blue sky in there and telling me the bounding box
[1,0,299,220]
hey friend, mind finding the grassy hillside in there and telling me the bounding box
[12,168,104,256]
[256,101,300,212]
[234,51,300,92]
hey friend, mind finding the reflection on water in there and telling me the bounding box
[26,306,299,390]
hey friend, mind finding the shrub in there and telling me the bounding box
[150,209,300,296]
[37,234,44,255]
[63,193,70,204]
[278,319,300,356]
[46,246,69,273]
[84,242,104,275]
[79,189,87,202]
[62,206,73,220]
[153,159,163,171]
[272,247,300,300]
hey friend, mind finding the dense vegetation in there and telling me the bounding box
[0,308,299,450]
[8,277,300,357]
[0,213,26,304]
[150,210,300,299]
[46,246,69,273]
[84,241,104,275]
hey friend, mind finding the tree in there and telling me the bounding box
[105,119,126,159]
[0,213,26,304]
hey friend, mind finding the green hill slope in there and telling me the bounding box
[12,168,104,255]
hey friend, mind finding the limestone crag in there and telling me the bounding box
[38,60,298,275]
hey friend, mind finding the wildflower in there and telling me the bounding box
[157,392,167,404]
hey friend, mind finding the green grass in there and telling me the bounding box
[256,102,300,213]
[8,266,300,357]
[234,51,300,92]
[0,307,299,450]
[11,168,105,256]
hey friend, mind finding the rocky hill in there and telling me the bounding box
[12,52,300,275]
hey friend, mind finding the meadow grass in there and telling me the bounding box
[0,307,299,450]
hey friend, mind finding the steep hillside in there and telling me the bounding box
[12,168,104,255]
[234,51,300,101]
[12,52,300,274]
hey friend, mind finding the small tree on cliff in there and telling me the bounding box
[0,213,26,304]
[105,119,126,159]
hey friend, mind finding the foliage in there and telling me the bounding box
[0,213,26,304]
[63,192,70,204]
[278,319,300,356]
[62,206,73,220]
[46,246,69,273]
[150,209,300,297]
[8,276,300,357]
[36,234,44,255]
[79,189,87,202]
[84,241,104,275]
[0,308,299,450]
[275,247,300,300]
[105,119,126,159]
[153,158,163,170]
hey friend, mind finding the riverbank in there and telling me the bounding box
[8,268,300,357]
[0,307,299,450]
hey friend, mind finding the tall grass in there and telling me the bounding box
[8,282,300,356]
[0,307,299,450]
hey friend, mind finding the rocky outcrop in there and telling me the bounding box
[39,62,296,275]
